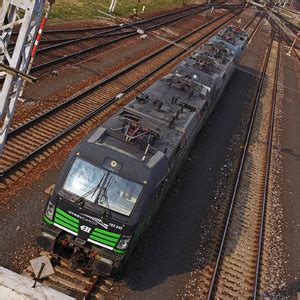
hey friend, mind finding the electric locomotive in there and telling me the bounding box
[37,26,248,276]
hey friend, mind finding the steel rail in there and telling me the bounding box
[36,5,210,54]
[10,4,202,36]
[207,29,275,300]
[265,2,300,17]
[11,4,240,47]
[7,4,207,51]
[31,3,237,73]
[10,4,218,51]
[253,32,281,299]
[0,9,242,177]
[83,276,99,300]
[249,16,264,36]
[262,9,298,43]
[31,5,212,72]
[267,15,299,59]
[273,11,300,33]
[245,14,264,38]
[9,3,224,50]
[38,3,240,38]
[32,2,241,52]
[244,11,262,31]
[38,4,204,34]
[36,3,242,48]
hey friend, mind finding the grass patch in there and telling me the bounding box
[49,0,186,20]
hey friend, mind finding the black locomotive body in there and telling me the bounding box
[38,26,248,276]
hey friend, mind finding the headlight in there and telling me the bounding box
[45,202,55,221]
[116,235,132,250]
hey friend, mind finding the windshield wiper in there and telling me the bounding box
[96,175,113,217]
[74,173,106,207]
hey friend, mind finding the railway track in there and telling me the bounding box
[29,4,244,75]
[9,4,207,49]
[245,6,298,56]
[35,4,213,46]
[11,4,206,41]
[0,8,248,185]
[273,11,300,35]
[11,3,243,47]
[267,14,299,59]
[23,251,112,299]
[206,28,282,298]
[30,3,221,74]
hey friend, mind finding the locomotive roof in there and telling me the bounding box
[215,25,248,48]
[84,34,242,169]
[194,41,234,64]
[173,41,235,87]
[88,73,209,166]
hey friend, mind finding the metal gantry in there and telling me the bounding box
[0,0,48,155]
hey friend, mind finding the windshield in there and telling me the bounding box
[63,158,143,216]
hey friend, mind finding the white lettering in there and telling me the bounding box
[80,225,91,233]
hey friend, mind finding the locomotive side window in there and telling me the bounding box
[63,157,143,216]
